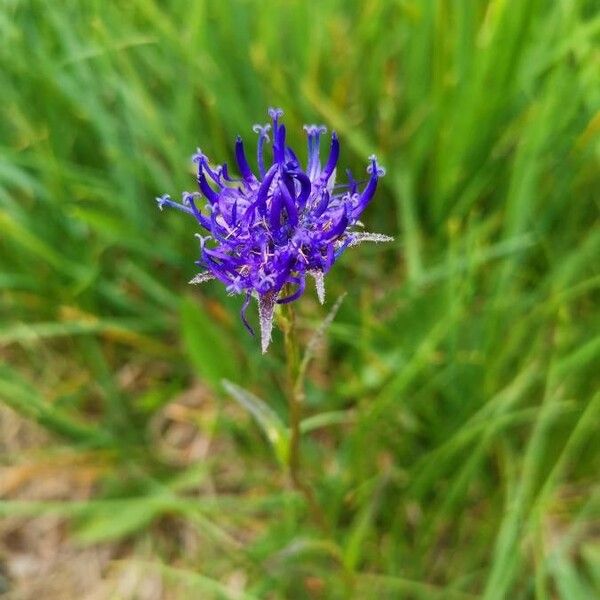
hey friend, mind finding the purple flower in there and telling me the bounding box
[158,108,392,352]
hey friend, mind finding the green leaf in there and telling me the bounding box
[300,410,354,434]
[75,497,169,544]
[222,380,289,465]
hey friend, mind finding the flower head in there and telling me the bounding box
[158,108,392,352]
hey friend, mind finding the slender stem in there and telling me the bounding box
[280,296,328,533]
[279,296,355,592]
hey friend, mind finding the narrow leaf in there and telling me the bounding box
[222,380,288,464]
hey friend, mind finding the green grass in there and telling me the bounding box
[1,0,599,597]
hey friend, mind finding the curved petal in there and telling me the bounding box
[352,156,383,219]
[197,171,220,204]
[182,194,211,230]
[240,293,254,335]
[277,179,298,230]
[277,275,306,304]
[319,132,339,185]
[235,136,257,183]
[321,208,349,241]
[273,123,286,164]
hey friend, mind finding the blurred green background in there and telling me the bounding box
[1,0,599,598]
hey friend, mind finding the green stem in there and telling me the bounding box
[280,297,328,533]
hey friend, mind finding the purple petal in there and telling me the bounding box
[277,275,306,304]
[322,209,349,241]
[346,168,358,195]
[277,179,298,229]
[240,293,254,335]
[274,123,286,164]
[269,189,285,234]
[291,170,311,208]
[253,123,271,177]
[353,156,383,219]
[235,136,256,183]
[220,163,238,182]
[197,170,220,204]
[312,190,330,218]
[156,194,193,214]
[252,163,279,217]
[304,125,327,180]
[319,132,339,185]
[183,194,211,230]
[285,146,300,167]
